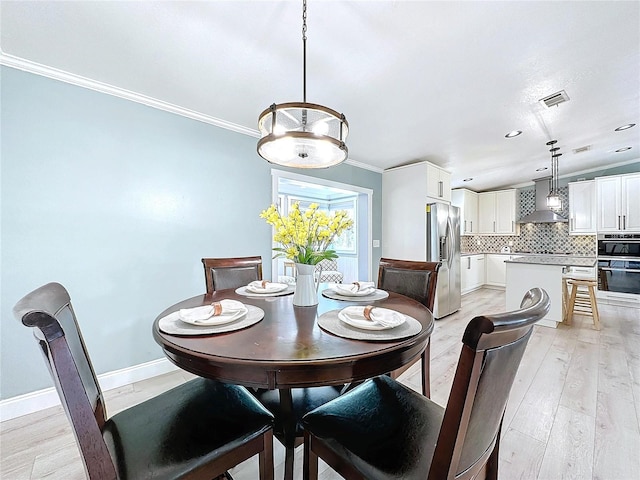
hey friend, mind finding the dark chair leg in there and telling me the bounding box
[486,422,502,480]
[422,339,431,398]
[258,430,274,480]
[303,431,318,480]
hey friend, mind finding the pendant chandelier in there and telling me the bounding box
[257,0,349,168]
[546,140,562,210]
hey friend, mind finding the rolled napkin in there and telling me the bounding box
[178,299,247,325]
[339,305,406,330]
[331,281,377,296]
[246,280,289,293]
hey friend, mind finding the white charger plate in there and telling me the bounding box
[159,305,264,336]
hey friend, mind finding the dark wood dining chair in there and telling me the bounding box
[200,256,341,478]
[302,287,550,480]
[202,256,263,294]
[14,282,275,480]
[377,257,441,396]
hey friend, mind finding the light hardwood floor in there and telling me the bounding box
[2,288,639,479]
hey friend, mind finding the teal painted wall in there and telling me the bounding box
[0,67,382,399]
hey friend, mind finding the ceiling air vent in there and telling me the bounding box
[540,90,570,108]
[573,145,591,154]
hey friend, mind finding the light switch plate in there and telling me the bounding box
[373,240,380,248]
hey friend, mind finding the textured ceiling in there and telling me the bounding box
[1,0,639,191]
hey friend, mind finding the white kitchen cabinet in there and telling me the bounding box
[596,173,640,232]
[382,161,451,260]
[452,188,478,235]
[461,254,485,294]
[426,162,452,202]
[568,180,596,234]
[485,254,511,287]
[478,189,517,235]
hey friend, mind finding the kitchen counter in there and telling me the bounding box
[505,259,573,329]
[506,255,596,267]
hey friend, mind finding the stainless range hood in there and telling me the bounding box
[517,177,568,224]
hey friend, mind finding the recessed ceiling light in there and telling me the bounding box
[536,167,548,172]
[463,177,473,182]
[615,146,632,152]
[505,130,522,138]
[615,123,636,131]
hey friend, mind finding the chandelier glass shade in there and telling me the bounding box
[257,0,349,168]
[257,102,349,168]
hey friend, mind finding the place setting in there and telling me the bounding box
[235,280,295,297]
[158,299,264,335]
[317,304,422,341]
[321,281,389,302]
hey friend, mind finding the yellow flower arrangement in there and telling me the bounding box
[260,202,354,265]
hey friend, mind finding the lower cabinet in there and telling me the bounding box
[461,254,485,294]
[485,254,512,287]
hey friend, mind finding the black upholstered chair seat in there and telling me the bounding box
[302,288,551,480]
[103,378,273,480]
[15,282,274,480]
[302,376,443,480]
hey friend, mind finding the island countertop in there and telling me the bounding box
[506,255,596,267]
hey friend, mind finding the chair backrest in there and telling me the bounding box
[428,288,550,480]
[13,282,118,479]
[377,258,441,310]
[201,256,263,293]
[314,259,338,273]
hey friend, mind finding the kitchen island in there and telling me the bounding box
[505,255,597,328]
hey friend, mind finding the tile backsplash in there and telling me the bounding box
[460,186,597,256]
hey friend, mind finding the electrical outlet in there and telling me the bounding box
[508,241,514,246]
[373,239,380,248]
[477,240,481,245]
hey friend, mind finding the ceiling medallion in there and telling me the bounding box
[257,0,348,168]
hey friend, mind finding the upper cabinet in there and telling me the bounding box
[425,163,452,202]
[596,173,640,232]
[382,161,452,260]
[568,180,596,234]
[451,188,478,235]
[478,189,517,235]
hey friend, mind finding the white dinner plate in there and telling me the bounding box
[338,308,406,331]
[178,305,247,326]
[245,282,289,294]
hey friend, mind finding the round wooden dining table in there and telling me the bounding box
[152,286,434,480]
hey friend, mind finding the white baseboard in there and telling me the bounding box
[0,358,178,422]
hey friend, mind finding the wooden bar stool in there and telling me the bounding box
[565,278,601,330]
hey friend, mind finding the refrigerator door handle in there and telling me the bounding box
[446,216,455,269]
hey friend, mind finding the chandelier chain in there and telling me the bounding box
[302,0,307,40]
[302,0,307,102]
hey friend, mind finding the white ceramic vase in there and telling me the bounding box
[292,263,320,307]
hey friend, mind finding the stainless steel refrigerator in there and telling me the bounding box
[426,203,461,318]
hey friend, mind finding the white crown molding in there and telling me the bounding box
[0,357,178,422]
[0,53,260,138]
[1,53,382,174]
[345,158,383,173]
[509,157,640,189]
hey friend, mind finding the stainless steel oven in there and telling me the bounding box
[597,234,640,295]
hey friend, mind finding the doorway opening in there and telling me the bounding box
[270,169,373,283]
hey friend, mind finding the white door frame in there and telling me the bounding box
[270,169,374,281]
